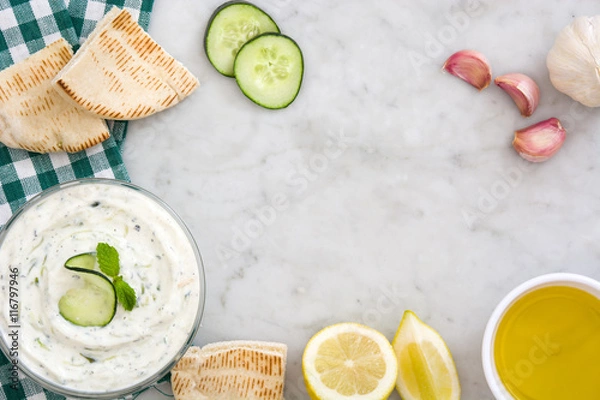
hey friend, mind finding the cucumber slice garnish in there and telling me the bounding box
[205,1,280,77]
[65,253,96,270]
[234,33,304,109]
[59,253,117,327]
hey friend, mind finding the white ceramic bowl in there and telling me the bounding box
[481,273,600,399]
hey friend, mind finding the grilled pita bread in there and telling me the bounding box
[202,340,288,356]
[0,38,110,153]
[53,7,199,120]
[171,341,287,400]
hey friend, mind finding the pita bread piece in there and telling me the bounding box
[0,38,109,153]
[53,7,199,121]
[171,342,287,400]
[201,340,288,357]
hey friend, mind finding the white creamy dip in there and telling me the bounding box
[0,180,202,394]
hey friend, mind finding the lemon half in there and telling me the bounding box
[303,322,398,400]
[393,311,461,400]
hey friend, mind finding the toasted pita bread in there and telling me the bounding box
[53,7,199,120]
[0,38,110,153]
[171,342,287,400]
[202,340,288,356]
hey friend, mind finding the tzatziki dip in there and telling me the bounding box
[0,179,203,395]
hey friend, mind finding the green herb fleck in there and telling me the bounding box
[113,276,137,311]
[96,242,120,277]
[80,354,96,363]
[36,338,49,350]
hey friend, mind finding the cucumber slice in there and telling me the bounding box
[205,1,280,77]
[65,253,96,270]
[234,33,303,109]
[59,253,117,327]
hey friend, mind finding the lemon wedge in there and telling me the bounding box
[393,310,461,400]
[302,322,397,400]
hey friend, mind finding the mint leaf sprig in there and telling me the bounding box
[96,242,120,276]
[96,242,137,311]
[113,277,137,311]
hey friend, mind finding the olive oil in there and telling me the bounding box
[494,286,600,400]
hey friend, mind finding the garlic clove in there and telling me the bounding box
[495,73,540,117]
[442,50,492,91]
[513,118,566,162]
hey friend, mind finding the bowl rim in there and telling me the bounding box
[481,272,600,400]
[0,178,206,399]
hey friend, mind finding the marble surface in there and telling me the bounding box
[124,1,600,399]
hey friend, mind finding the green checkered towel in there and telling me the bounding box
[0,0,154,228]
[0,0,154,398]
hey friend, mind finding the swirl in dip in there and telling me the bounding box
[0,180,202,395]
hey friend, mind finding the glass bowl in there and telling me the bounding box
[0,178,205,399]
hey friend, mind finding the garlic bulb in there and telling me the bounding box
[547,16,600,107]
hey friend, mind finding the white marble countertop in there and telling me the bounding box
[124,1,600,399]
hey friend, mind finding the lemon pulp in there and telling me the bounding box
[315,332,387,395]
[303,323,397,400]
[393,310,461,400]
